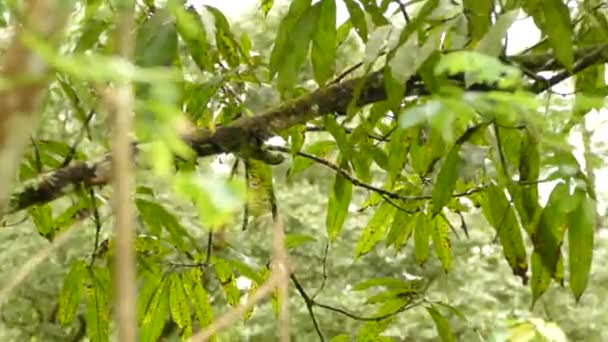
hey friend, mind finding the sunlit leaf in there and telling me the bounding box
[141,278,169,342]
[343,0,368,42]
[183,269,215,340]
[426,306,454,342]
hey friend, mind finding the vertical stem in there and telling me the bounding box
[111,2,136,341]
[272,214,291,342]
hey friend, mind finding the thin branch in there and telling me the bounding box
[290,274,420,322]
[394,0,411,23]
[290,275,325,342]
[61,110,96,167]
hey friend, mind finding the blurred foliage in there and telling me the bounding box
[0,0,607,341]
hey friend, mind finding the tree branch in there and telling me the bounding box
[6,43,608,215]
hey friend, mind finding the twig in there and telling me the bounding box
[394,0,410,23]
[89,187,102,268]
[61,110,96,167]
[290,275,325,342]
[311,242,330,300]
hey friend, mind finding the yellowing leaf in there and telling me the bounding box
[141,278,169,342]
[214,259,240,306]
[531,251,551,306]
[414,213,430,266]
[169,274,192,336]
[183,269,215,341]
[431,216,451,272]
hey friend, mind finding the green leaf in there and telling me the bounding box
[135,10,177,68]
[476,10,518,56]
[531,251,551,306]
[261,0,274,16]
[533,182,571,277]
[324,115,350,158]
[169,274,192,336]
[171,3,213,71]
[214,259,240,306]
[463,0,493,43]
[568,192,596,301]
[205,6,242,67]
[183,269,215,340]
[481,186,527,280]
[288,140,336,177]
[246,159,276,218]
[141,278,169,342]
[343,0,368,42]
[414,213,430,266]
[543,0,574,69]
[388,25,444,85]
[285,233,317,249]
[355,202,397,258]
[58,260,86,326]
[329,334,350,342]
[524,0,573,69]
[354,277,417,291]
[515,130,540,231]
[431,216,452,272]
[426,306,454,342]
[269,0,311,78]
[84,267,110,342]
[311,0,336,86]
[29,204,53,238]
[431,145,460,215]
[386,210,414,251]
[136,198,195,251]
[326,167,353,241]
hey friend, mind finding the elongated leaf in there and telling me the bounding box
[343,0,367,42]
[326,166,353,241]
[463,0,493,43]
[205,6,242,67]
[354,277,416,291]
[141,278,169,342]
[515,130,540,232]
[215,259,240,306]
[311,0,336,85]
[135,9,177,68]
[246,159,276,217]
[355,202,397,258]
[288,140,337,177]
[414,213,430,266]
[531,251,551,306]
[524,0,573,69]
[386,210,414,251]
[261,0,274,16]
[476,10,518,56]
[426,306,454,342]
[568,192,596,301]
[85,267,110,342]
[58,260,86,326]
[432,145,460,215]
[171,3,213,71]
[533,183,571,277]
[169,273,192,336]
[29,204,53,238]
[431,216,451,272]
[183,269,215,340]
[481,186,527,280]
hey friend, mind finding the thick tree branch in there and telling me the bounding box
[6,43,608,215]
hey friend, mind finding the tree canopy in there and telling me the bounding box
[0,0,607,341]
